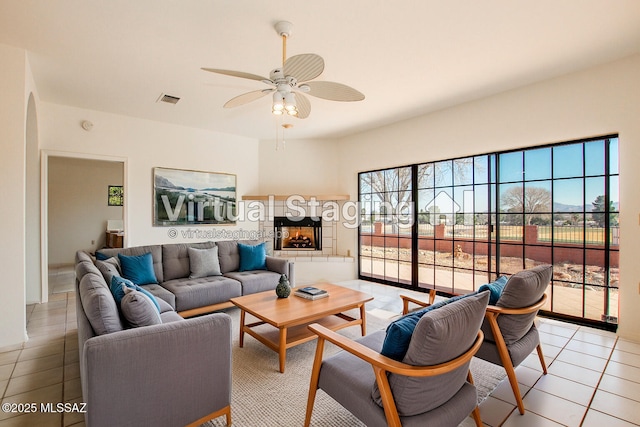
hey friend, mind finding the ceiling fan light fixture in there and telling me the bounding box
[283,92,296,112]
[272,91,285,112]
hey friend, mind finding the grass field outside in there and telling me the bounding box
[395,224,620,245]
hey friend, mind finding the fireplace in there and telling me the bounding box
[274,216,322,251]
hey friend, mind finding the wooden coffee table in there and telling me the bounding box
[230,283,373,373]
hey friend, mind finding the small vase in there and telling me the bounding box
[275,274,291,298]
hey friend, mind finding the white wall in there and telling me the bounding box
[25,87,42,305]
[335,55,640,341]
[257,137,341,195]
[48,157,123,265]
[39,103,261,247]
[0,44,27,349]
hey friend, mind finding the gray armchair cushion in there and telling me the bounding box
[496,265,551,345]
[372,291,489,416]
[476,324,540,367]
[188,246,222,278]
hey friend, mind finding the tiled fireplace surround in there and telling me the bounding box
[252,197,353,263]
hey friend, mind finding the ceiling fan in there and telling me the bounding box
[202,21,365,119]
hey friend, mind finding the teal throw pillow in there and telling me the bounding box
[238,242,267,271]
[118,252,158,285]
[110,276,160,313]
[478,276,509,305]
[95,251,109,261]
[380,293,473,361]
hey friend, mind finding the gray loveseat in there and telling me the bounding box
[74,240,293,427]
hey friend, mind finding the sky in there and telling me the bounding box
[361,138,619,214]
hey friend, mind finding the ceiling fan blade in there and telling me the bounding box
[283,54,324,82]
[223,89,272,108]
[201,68,269,82]
[304,81,365,102]
[294,92,311,119]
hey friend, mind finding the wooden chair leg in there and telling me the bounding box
[467,370,483,426]
[503,360,526,415]
[304,337,326,427]
[471,406,482,427]
[185,406,231,427]
[536,344,548,374]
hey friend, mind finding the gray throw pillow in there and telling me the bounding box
[120,286,162,328]
[188,246,222,278]
[95,257,122,284]
[496,264,552,345]
[372,291,489,416]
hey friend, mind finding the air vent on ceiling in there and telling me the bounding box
[157,93,180,104]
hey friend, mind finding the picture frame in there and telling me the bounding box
[108,185,124,206]
[153,167,237,226]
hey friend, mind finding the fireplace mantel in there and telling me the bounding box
[242,195,349,201]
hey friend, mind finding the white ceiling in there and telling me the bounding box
[1,1,640,140]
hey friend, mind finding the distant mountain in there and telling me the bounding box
[553,202,585,212]
[155,175,185,190]
[155,175,234,193]
[553,201,619,212]
[203,186,235,192]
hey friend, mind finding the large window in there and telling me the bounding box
[359,135,619,328]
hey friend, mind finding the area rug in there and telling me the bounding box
[202,307,506,427]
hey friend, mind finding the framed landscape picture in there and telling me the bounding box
[153,167,237,226]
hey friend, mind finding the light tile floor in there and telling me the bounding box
[339,279,640,427]
[1,274,639,426]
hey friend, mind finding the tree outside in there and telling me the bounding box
[591,195,619,227]
[500,186,551,225]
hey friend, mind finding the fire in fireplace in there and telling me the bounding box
[274,216,322,251]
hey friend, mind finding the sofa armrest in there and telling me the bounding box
[81,313,231,427]
[266,255,288,275]
[266,256,295,288]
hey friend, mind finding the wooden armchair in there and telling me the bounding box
[400,289,436,315]
[478,293,548,414]
[304,291,490,427]
[402,266,552,415]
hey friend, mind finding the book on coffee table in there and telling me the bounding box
[294,286,329,300]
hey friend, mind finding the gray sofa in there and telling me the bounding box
[74,240,294,427]
[95,239,294,317]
